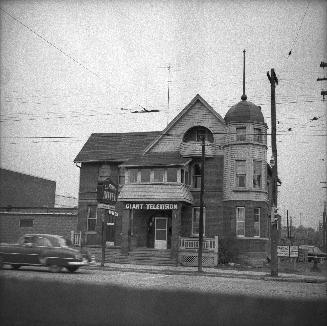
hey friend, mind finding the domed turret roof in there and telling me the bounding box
[225,99,264,124]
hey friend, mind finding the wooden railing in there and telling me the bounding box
[70,231,82,246]
[179,236,218,253]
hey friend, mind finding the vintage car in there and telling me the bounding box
[0,234,89,272]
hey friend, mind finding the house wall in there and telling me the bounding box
[0,208,77,243]
[0,168,56,208]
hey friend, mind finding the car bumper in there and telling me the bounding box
[68,259,89,266]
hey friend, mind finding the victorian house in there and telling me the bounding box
[74,91,272,267]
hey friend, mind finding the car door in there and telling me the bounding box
[19,235,40,265]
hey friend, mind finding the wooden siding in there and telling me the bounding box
[149,100,226,154]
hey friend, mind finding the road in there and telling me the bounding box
[1,266,326,326]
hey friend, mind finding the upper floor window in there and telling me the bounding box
[129,169,138,183]
[253,161,262,188]
[192,163,202,188]
[119,168,125,185]
[236,127,246,141]
[235,160,246,187]
[167,168,177,182]
[141,169,151,183]
[192,207,206,236]
[254,208,260,237]
[99,164,111,181]
[236,207,245,237]
[253,128,263,143]
[153,169,164,182]
[183,126,214,143]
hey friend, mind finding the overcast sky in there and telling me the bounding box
[0,0,326,228]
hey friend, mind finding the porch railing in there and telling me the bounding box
[179,236,218,253]
[70,231,82,246]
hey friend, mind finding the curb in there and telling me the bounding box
[86,264,327,284]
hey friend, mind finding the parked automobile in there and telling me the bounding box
[298,245,327,263]
[0,234,89,272]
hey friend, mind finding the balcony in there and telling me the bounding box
[179,141,214,158]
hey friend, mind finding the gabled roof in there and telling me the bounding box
[144,94,225,153]
[120,152,191,167]
[74,131,160,163]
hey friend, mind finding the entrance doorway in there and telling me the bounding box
[105,214,115,246]
[154,217,168,249]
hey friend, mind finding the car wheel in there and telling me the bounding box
[66,266,79,273]
[48,264,62,273]
[11,264,21,270]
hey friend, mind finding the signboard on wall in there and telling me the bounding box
[97,178,118,206]
[125,203,178,210]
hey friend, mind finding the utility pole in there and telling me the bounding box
[158,64,172,125]
[318,61,327,100]
[287,210,289,240]
[198,136,205,272]
[267,68,279,277]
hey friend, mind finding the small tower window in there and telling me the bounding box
[236,127,246,141]
[254,128,263,143]
[253,161,262,188]
[235,160,246,187]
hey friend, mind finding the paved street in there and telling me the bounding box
[1,265,326,299]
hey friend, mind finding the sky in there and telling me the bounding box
[0,0,326,228]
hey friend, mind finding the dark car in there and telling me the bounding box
[0,234,89,272]
[299,245,327,263]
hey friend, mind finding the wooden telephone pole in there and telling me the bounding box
[318,61,327,100]
[198,136,205,272]
[267,68,279,277]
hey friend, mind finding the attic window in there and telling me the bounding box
[183,126,214,143]
[99,164,111,181]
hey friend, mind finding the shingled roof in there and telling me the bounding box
[74,131,161,163]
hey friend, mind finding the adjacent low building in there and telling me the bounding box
[74,94,273,266]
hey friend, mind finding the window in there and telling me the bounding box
[129,169,138,183]
[181,169,184,183]
[254,128,263,143]
[99,164,111,181]
[87,206,97,231]
[36,237,52,247]
[192,207,206,236]
[141,169,151,183]
[153,169,164,182]
[20,219,33,227]
[253,161,262,188]
[185,170,189,185]
[236,127,246,141]
[236,207,245,237]
[119,168,125,185]
[254,208,260,237]
[192,163,201,188]
[236,160,246,187]
[167,168,177,182]
[183,126,214,143]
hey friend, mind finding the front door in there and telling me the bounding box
[154,217,167,249]
[106,214,115,247]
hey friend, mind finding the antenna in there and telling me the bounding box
[241,49,247,101]
[158,64,173,125]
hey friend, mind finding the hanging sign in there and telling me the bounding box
[125,203,178,210]
[97,178,118,206]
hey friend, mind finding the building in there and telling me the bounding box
[0,168,77,244]
[0,168,56,208]
[74,93,273,266]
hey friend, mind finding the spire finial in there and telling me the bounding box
[241,49,247,101]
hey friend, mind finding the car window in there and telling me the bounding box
[35,237,52,247]
[23,236,37,245]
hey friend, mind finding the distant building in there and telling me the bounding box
[74,94,273,266]
[0,168,56,208]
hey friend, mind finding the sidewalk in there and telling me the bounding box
[87,262,327,283]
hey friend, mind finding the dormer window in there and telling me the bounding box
[236,127,246,141]
[183,126,214,143]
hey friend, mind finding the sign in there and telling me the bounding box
[98,203,115,210]
[277,246,289,257]
[277,245,299,258]
[97,178,118,206]
[289,246,299,258]
[125,203,178,210]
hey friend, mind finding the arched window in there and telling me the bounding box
[183,126,214,143]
